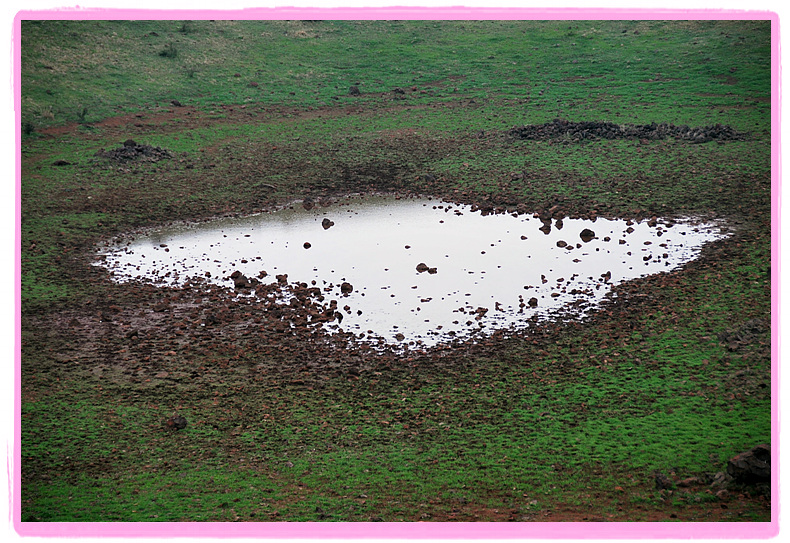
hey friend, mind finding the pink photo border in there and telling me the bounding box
[11,5,781,540]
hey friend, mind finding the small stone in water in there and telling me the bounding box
[580,228,596,242]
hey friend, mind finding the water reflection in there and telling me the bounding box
[96,194,728,347]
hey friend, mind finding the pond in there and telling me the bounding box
[95,194,729,348]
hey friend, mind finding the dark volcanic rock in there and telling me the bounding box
[580,228,596,242]
[654,471,674,490]
[230,270,256,289]
[165,414,187,430]
[718,318,769,352]
[95,140,173,163]
[727,444,770,484]
[508,119,748,144]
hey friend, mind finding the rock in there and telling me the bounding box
[580,228,596,242]
[710,471,734,488]
[727,444,770,484]
[302,197,315,210]
[321,218,335,230]
[556,240,567,248]
[507,120,748,143]
[340,282,353,294]
[528,297,538,307]
[165,414,187,430]
[718,318,768,352]
[303,242,312,249]
[654,471,674,490]
[230,270,252,289]
[349,85,361,96]
[96,140,173,163]
[676,477,701,487]
[416,263,430,273]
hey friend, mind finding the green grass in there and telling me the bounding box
[21,20,770,131]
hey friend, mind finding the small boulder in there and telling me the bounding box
[654,471,674,490]
[165,414,187,431]
[580,228,596,242]
[727,444,770,484]
[230,270,253,289]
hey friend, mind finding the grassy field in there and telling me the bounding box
[18,19,772,527]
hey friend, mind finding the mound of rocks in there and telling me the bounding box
[95,139,173,163]
[508,119,748,144]
[718,318,769,352]
[727,443,771,484]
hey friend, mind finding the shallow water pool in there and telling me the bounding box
[96,194,729,347]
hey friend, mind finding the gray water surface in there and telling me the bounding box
[96,194,729,347]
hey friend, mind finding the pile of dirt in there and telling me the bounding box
[94,139,173,163]
[508,119,748,144]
